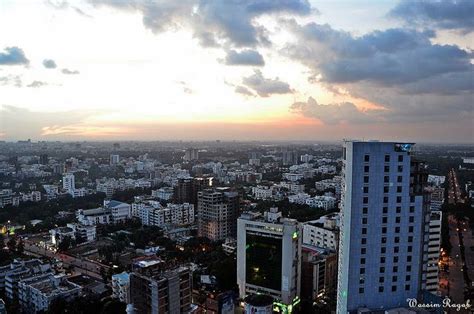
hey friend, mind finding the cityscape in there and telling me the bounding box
[0,0,473,314]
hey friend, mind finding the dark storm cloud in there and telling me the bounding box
[0,47,29,66]
[42,59,57,69]
[90,0,311,47]
[241,70,292,97]
[224,49,265,66]
[390,0,474,33]
[284,20,473,93]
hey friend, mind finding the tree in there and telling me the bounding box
[58,236,72,252]
[16,238,24,255]
[6,237,16,253]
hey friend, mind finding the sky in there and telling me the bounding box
[0,0,472,143]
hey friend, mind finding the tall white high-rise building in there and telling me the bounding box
[237,208,301,307]
[337,141,428,313]
[62,173,75,192]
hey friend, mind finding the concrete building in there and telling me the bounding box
[183,148,199,161]
[110,154,120,165]
[151,187,174,201]
[130,267,192,314]
[305,195,337,210]
[301,245,338,301]
[18,274,81,313]
[111,272,130,303]
[62,173,75,192]
[0,259,52,301]
[302,214,339,251]
[337,141,428,313]
[421,211,442,293]
[198,188,239,241]
[136,202,195,227]
[237,208,301,306]
[76,200,131,225]
[428,187,444,211]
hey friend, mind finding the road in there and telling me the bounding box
[447,168,463,204]
[23,240,109,280]
[446,215,469,303]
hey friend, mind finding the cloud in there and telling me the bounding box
[235,85,255,96]
[0,75,22,87]
[177,81,194,94]
[0,47,29,66]
[61,68,80,75]
[389,0,474,33]
[27,81,48,88]
[224,49,265,66]
[284,21,473,93]
[90,0,312,47]
[0,105,99,139]
[42,59,57,69]
[290,97,380,124]
[241,69,292,97]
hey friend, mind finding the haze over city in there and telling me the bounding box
[0,0,472,142]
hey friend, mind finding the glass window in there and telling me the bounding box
[398,155,404,162]
[379,286,384,292]
[364,155,370,162]
[385,155,390,162]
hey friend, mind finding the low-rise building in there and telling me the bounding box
[305,195,336,210]
[18,274,81,313]
[302,214,340,251]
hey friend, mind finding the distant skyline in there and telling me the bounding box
[0,0,472,142]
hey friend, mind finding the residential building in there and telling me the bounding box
[112,272,130,303]
[18,274,81,313]
[337,141,428,313]
[110,154,120,165]
[301,245,338,301]
[237,208,301,306]
[130,267,193,314]
[288,193,310,205]
[136,202,195,227]
[62,173,75,192]
[183,148,199,161]
[421,211,442,293]
[198,188,239,241]
[302,214,339,251]
[151,187,174,201]
[305,195,337,210]
[0,259,52,301]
